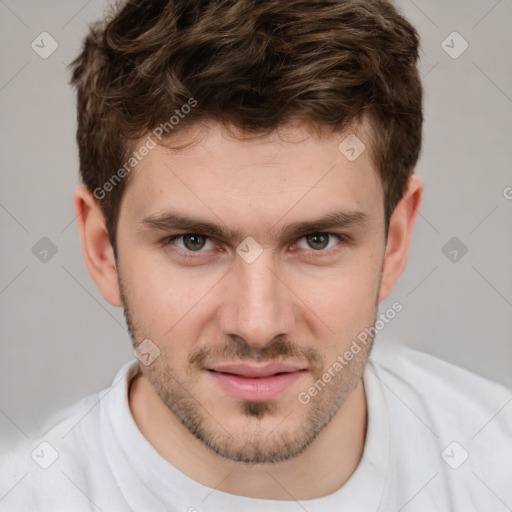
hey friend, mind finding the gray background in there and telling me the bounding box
[1,0,511,448]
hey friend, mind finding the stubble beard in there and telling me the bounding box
[119,273,378,465]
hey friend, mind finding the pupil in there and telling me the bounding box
[184,235,205,251]
[181,234,329,252]
[307,234,328,250]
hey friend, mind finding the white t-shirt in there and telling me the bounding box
[1,341,511,512]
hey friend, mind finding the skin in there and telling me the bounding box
[74,118,422,500]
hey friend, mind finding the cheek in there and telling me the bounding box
[313,277,376,330]
[123,257,220,339]
[122,234,381,345]
[292,255,380,347]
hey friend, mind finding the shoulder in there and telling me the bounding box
[369,341,512,411]
[1,361,137,511]
[369,341,512,425]
[1,392,105,511]
[368,341,512,493]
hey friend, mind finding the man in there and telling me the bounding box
[2,0,511,510]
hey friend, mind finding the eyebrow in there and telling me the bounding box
[139,209,370,241]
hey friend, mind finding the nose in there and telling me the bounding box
[219,249,296,349]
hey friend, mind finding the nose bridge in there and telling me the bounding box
[223,249,294,346]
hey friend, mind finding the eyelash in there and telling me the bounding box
[162,232,348,260]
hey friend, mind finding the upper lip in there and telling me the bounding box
[207,362,307,378]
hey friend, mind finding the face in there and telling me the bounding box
[115,120,386,465]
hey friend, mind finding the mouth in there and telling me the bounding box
[205,362,308,402]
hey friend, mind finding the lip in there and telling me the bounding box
[205,362,307,402]
[207,362,307,378]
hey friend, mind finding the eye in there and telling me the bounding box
[166,234,217,253]
[294,233,343,253]
[163,232,347,261]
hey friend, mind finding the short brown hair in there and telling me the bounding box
[70,0,423,257]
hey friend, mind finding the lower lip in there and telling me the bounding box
[207,370,306,402]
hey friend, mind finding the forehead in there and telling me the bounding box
[121,119,384,229]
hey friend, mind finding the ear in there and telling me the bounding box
[378,174,423,302]
[73,184,122,307]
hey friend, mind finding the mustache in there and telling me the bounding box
[188,335,324,374]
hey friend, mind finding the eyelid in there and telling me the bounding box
[292,232,346,254]
[164,232,348,258]
[165,233,218,253]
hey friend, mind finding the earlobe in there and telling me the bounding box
[378,174,423,302]
[73,184,123,307]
